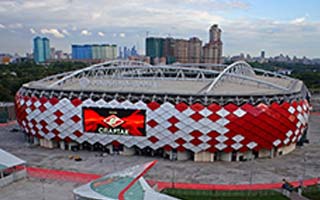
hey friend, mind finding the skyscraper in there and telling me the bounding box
[146,37,164,64]
[71,44,117,60]
[173,39,189,63]
[33,36,50,63]
[202,24,223,64]
[145,24,223,65]
[43,37,50,61]
[163,38,176,64]
[209,24,221,43]
[188,37,202,63]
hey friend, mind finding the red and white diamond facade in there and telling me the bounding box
[15,60,311,161]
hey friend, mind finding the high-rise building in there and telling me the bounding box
[145,24,223,65]
[173,39,189,63]
[261,50,265,59]
[202,24,223,64]
[33,36,50,63]
[43,37,50,61]
[71,44,117,60]
[163,38,176,64]
[188,37,202,63]
[146,37,164,64]
[209,24,222,43]
[147,37,202,64]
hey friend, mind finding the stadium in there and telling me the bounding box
[15,60,311,162]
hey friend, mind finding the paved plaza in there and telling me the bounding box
[0,113,319,200]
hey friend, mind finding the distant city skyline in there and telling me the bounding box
[0,0,320,58]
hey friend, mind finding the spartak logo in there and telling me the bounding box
[103,114,124,128]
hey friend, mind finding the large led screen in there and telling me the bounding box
[83,107,146,136]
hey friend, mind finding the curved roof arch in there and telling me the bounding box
[202,61,290,94]
[25,60,301,96]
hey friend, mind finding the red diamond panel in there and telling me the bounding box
[39,97,48,104]
[190,130,202,138]
[39,105,47,113]
[148,136,159,143]
[54,110,63,117]
[175,138,186,145]
[190,138,202,146]
[207,113,221,122]
[71,115,81,123]
[71,98,82,107]
[147,120,158,128]
[168,125,179,134]
[207,103,221,112]
[175,102,188,112]
[49,97,59,105]
[190,103,205,112]
[168,116,179,124]
[39,120,47,127]
[147,101,161,111]
[224,103,238,112]
[73,130,83,137]
[190,112,204,122]
[52,129,60,135]
[207,131,219,138]
[54,118,64,125]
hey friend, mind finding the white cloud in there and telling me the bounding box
[40,28,65,38]
[30,28,37,34]
[290,17,306,25]
[62,29,70,35]
[0,0,319,57]
[8,23,23,29]
[98,31,105,37]
[92,12,102,20]
[81,29,92,36]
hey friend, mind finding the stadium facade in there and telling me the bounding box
[15,60,311,162]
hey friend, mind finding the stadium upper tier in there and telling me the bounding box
[24,60,304,96]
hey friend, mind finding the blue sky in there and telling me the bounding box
[0,0,319,58]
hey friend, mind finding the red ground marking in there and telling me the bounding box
[0,120,17,127]
[26,167,319,191]
[311,112,320,116]
[27,167,101,184]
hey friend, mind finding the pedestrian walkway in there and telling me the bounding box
[26,166,319,191]
[0,120,16,127]
[290,191,310,200]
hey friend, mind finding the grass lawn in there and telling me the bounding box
[162,188,289,200]
[302,185,320,200]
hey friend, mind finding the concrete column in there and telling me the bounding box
[59,141,66,150]
[194,151,214,162]
[106,145,113,154]
[68,142,78,151]
[221,152,232,161]
[120,147,135,156]
[177,151,191,161]
[33,137,40,145]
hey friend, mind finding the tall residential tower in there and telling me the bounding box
[202,24,223,64]
[146,24,223,65]
[33,36,50,63]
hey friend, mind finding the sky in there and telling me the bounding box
[0,0,319,58]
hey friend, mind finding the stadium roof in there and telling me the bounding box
[0,149,25,170]
[25,60,303,96]
[73,160,178,200]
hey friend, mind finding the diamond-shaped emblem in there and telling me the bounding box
[103,115,124,128]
